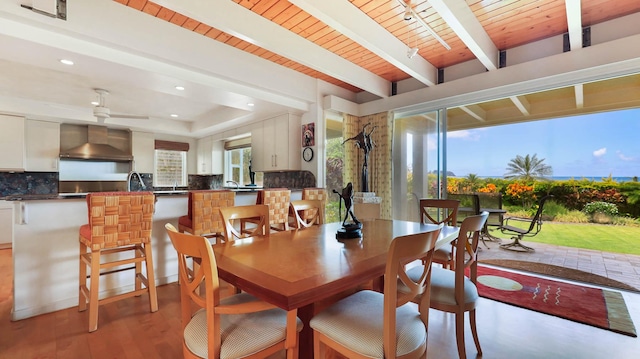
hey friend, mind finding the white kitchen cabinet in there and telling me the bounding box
[0,201,13,249]
[131,131,155,173]
[197,137,225,174]
[211,140,224,174]
[251,113,301,171]
[0,115,25,171]
[26,119,60,172]
[196,136,213,174]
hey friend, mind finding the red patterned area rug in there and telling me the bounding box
[474,265,637,337]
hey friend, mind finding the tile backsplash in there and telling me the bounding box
[0,170,317,198]
[0,172,58,197]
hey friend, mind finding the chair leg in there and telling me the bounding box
[88,250,101,332]
[135,244,143,293]
[78,241,87,312]
[470,309,482,355]
[455,312,467,359]
[499,235,535,252]
[144,243,159,312]
[314,332,325,359]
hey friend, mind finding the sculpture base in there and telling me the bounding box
[336,223,363,239]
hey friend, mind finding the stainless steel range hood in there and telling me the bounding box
[59,125,133,161]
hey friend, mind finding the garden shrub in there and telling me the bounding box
[554,210,589,223]
[504,208,534,219]
[584,201,619,224]
[583,201,619,216]
[612,216,640,227]
[541,200,567,219]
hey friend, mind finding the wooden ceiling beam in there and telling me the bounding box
[565,0,583,51]
[154,0,391,97]
[509,95,531,116]
[429,0,499,71]
[289,0,438,87]
[459,104,486,122]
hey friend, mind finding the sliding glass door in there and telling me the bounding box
[392,109,445,221]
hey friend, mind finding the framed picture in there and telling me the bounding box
[302,122,315,147]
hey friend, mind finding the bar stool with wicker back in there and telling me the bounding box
[301,187,327,224]
[78,191,158,332]
[241,188,291,233]
[178,190,235,242]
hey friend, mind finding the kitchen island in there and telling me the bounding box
[9,189,301,320]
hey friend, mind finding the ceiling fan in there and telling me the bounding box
[92,88,149,123]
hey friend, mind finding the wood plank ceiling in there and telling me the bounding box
[115,0,640,130]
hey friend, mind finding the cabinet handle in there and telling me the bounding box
[273,154,277,167]
[20,202,28,225]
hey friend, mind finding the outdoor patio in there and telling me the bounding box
[477,233,640,292]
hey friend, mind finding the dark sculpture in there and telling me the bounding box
[248,159,256,186]
[333,182,362,239]
[343,123,377,192]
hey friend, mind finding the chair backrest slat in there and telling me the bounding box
[383,225,442,358]
[219,205,270,240]
[419,199,460,227]
[454,212,489,298]
[290,200,324,229]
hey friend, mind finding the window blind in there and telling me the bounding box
[224,137,251,150]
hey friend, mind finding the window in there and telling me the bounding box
[154,140,188,187]
[224,137,262,186]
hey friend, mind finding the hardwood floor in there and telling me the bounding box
[1,248,639,358]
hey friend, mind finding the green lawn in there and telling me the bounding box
[487,222,640,256]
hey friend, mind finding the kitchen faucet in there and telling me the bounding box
[127,160,147,192]
[226,180,239,189]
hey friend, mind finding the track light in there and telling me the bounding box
[403,5,412,21]
[407,47,419,59]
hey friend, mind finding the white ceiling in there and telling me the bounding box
[0,0,317,137]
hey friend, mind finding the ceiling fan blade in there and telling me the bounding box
[109,113,149,120]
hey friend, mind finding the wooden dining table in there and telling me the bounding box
[211,219,459,358]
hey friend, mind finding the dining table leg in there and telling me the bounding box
[298,303,315,358]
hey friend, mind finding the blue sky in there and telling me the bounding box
[446,108,640,178]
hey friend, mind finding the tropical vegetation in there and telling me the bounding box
[504,153,553,181]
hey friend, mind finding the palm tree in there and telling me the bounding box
[465,173,481,192]
[505,154,552,181]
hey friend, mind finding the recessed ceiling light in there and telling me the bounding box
[170,114,179,118]
[90,101,99,106]
[247,103,255,107]
[175,86,185,91]
[59,59,74,65]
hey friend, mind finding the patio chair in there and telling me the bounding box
[499,195,553,252]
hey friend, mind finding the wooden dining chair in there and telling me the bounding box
[310,225,443,359]
[219,204,270,240]
[420,198,460,270]
[164,223,302,359]
[408,212,489,359]
[289,200,324,229]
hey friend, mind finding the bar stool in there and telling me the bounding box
[241,188,291,233]
[302,187,328,224]
[178,190,235,241]
[78,191,158,332]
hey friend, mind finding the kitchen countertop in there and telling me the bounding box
[2,188,302,201]
[2,190,189,201]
